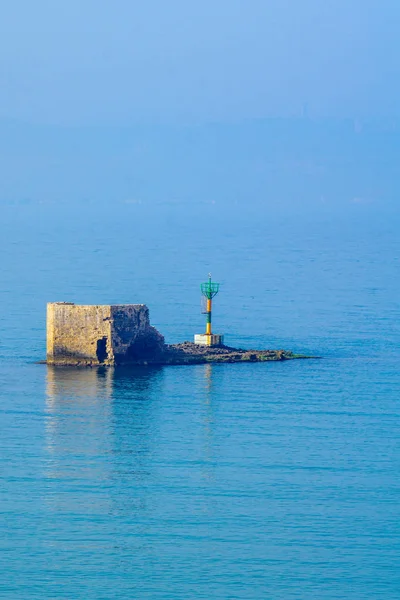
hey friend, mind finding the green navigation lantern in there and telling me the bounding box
[194,274,224,347]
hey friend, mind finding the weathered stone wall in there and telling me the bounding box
[46,302,165,366]
[47,303,113,365]
[111,305,165,362]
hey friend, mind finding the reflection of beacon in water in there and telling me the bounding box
[194,274,224,347]
[204,363,213,396]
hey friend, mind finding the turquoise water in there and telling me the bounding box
[1,202,400,598]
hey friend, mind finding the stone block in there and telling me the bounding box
[194,334,224,347]
[46,302,164,366]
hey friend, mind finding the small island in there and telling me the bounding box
[162,342,308,365]
[45,302,311,367]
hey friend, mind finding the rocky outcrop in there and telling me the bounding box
[160,342,307,365]
[111,305,165,363]
[46,302,311,367]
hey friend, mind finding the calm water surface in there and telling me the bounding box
[0,202,399,598]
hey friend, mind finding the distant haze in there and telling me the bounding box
[0,118,398,208]
[1,1,399,210]
[0,0,399,125]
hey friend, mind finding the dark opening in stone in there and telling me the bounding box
[96,337,108,363]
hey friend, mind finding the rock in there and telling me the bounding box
[46,303,312,367]
[46,302,165,366]
[160,343,306,365]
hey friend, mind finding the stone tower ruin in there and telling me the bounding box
[46,302,165,366]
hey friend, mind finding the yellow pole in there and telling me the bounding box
[206,298,212,344]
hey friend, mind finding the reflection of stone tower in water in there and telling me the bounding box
[194,274,224,347]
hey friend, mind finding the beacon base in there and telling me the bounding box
[194,334,224,347]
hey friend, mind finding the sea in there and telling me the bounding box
[1,199,400,599]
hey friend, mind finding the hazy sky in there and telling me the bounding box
[0,0,399,125]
